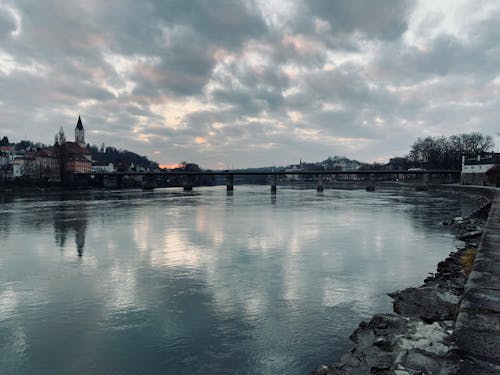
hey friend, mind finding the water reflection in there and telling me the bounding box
[0,187,480,375]
[53,201,88,257]
[0,194,14,240]
[271,193,276,205]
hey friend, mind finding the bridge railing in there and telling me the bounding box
[74,169,461,191]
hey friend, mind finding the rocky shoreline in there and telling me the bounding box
[311,198,492,375]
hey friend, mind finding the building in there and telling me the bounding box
[0,151,9,167]
[22,153,38,179]
[461,152,500,185]
[35,148,60,180]
[285,163,304,182]
[63,142,92,173]
[0,145,14,153]
[62,117,92,173]
[92,162,114,173]
[10,157,25,179]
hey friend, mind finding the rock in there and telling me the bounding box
[391,287,460,322]
[350,321,375,350]
[456,230,482,240]
[364,349,393,371]
[402,349,442,374]
[396,321,453,357]
[312,364,330,375]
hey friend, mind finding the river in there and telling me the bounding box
[0,186,478,375]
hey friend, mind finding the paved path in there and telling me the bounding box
[455,188,500,373]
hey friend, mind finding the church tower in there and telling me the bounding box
[75,115,85,147]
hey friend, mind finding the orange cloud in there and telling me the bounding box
[160,163,184,169]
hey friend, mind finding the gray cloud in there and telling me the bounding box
[0,0,499,167]
[0,6,16,39]
[303,0,412,40]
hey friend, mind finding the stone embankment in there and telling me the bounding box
[454,188,500,374]
[312,188,500,375]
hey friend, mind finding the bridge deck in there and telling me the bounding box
[77,169,461,177]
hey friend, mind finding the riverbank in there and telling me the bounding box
[311,188,495,374]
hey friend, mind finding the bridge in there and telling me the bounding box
[75,169,461,192]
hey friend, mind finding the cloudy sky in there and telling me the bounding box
[1,0,500,168]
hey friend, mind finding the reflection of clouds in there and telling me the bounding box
[0,288,29,358]
[0,288,17,320]
[10,325,27,354]
[322,281,350,307]
[373,234,384,255]
[153,231,205,269]
[133,212,153,254]
[242,289,265,321]
[104,265,138,312]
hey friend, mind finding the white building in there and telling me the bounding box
[285,164,303,181]
[11,158,25,179]
[0,153,9,167]
[461,153,500,185]
[92,162,115,173]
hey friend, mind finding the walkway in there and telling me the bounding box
[455,187,500,373]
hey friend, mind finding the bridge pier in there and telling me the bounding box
[416,172,429,191]
[183,174,194,191]
[103,175,121,188]
[366,173,375,191]
[317,174,324,192]
[226,174,234,191]
[270,174,277,193]
[96,174,104,188]
[142,174,156,190]
[116,175,124,189]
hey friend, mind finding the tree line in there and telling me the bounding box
[408,132,494,169]
[87,144,158,171]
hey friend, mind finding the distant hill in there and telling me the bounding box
[87,144,158,170]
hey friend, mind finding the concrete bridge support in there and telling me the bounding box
[103,175,121,188]
[96,174,104,188]
[270,174,277,193]
[416,173,429,191]
[366,173,375,191]
[226,174,234,191]
[142,175,156,190]
[317,174,324,192]
[183,175,194,191]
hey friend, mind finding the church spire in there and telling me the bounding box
[75,115,85,146]
[76,115,83,130]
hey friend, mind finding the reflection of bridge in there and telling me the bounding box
[76,169,461,192]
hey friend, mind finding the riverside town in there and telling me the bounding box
[1,116,500,189]
[2,1,500,375]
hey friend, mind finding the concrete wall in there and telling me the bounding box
[440,186,500,372]
[461,172,491,186]
[462,164,495,174]
[455,189,500,371]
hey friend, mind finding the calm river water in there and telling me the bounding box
[0,186,478,375]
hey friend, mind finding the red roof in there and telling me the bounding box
[36,148,56,157]
[63,142,90,155]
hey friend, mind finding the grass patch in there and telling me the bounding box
[460,248,477,277]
